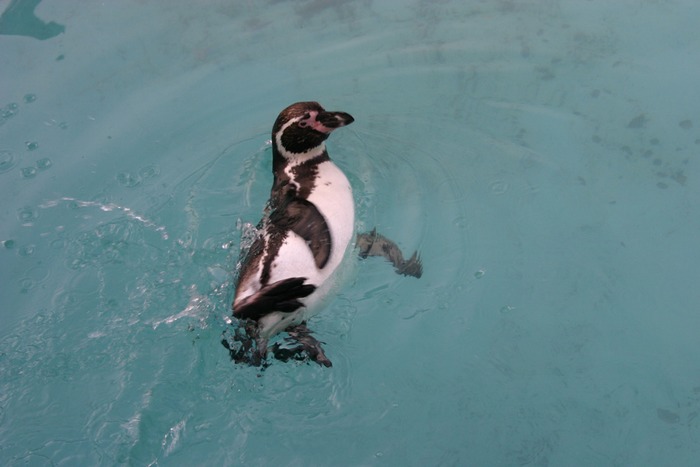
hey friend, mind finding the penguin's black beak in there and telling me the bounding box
[318,111,354,130]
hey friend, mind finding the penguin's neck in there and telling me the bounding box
[272,142,328,174]
[270,145,330,208]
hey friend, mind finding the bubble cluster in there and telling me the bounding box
[17,157,54,179]
[1,102,19,125]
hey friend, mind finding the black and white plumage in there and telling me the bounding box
[226,101,424,368]
[229,102,355,367]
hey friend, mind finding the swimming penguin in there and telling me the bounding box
[226,101,422,367]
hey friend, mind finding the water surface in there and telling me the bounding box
[1,0,699,465]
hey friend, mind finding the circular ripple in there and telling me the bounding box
[0,150,17,173]
[18,277,36,293]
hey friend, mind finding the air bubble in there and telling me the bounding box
[116,172,141,187]
[3,239,15,249]
[138,165,160,179]
[59,121,69,130]
[24,94,37,104]
[50,238,65,249]
[489,180,509,195]
[21,166,37,178]
[36,158,52,170]
[25,141,39,151]
[17,206,38,223]
[452,216,467,229]
[474,269,485,279]
[19,244,36,256]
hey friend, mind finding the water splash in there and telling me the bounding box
[39,197,170,240]
[161,420,186,457]
[151,285,210,330]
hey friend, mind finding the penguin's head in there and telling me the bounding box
[272,101,354,159]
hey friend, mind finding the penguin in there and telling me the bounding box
[225,101,422,368]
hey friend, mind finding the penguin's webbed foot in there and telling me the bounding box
[356,228,423,278]
[271,323,332,367]
[396,250,423,278]
[222,320,270,368]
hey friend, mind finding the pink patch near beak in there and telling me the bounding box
[299,111,350,134]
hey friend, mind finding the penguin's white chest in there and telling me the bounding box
[298,160,355,262]
[255,160,354,337]
[271,160,354,284]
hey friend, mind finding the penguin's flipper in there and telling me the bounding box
[233,277,316,320]
[270,198,332,269]
[271,323,332,367]
[356,229,423,278]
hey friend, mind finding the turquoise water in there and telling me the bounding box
[2,0,700,464]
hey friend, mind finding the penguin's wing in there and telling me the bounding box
[233,277,316,320]
[270,199,331,269]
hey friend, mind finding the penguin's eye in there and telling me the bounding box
[298,113,311,128]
